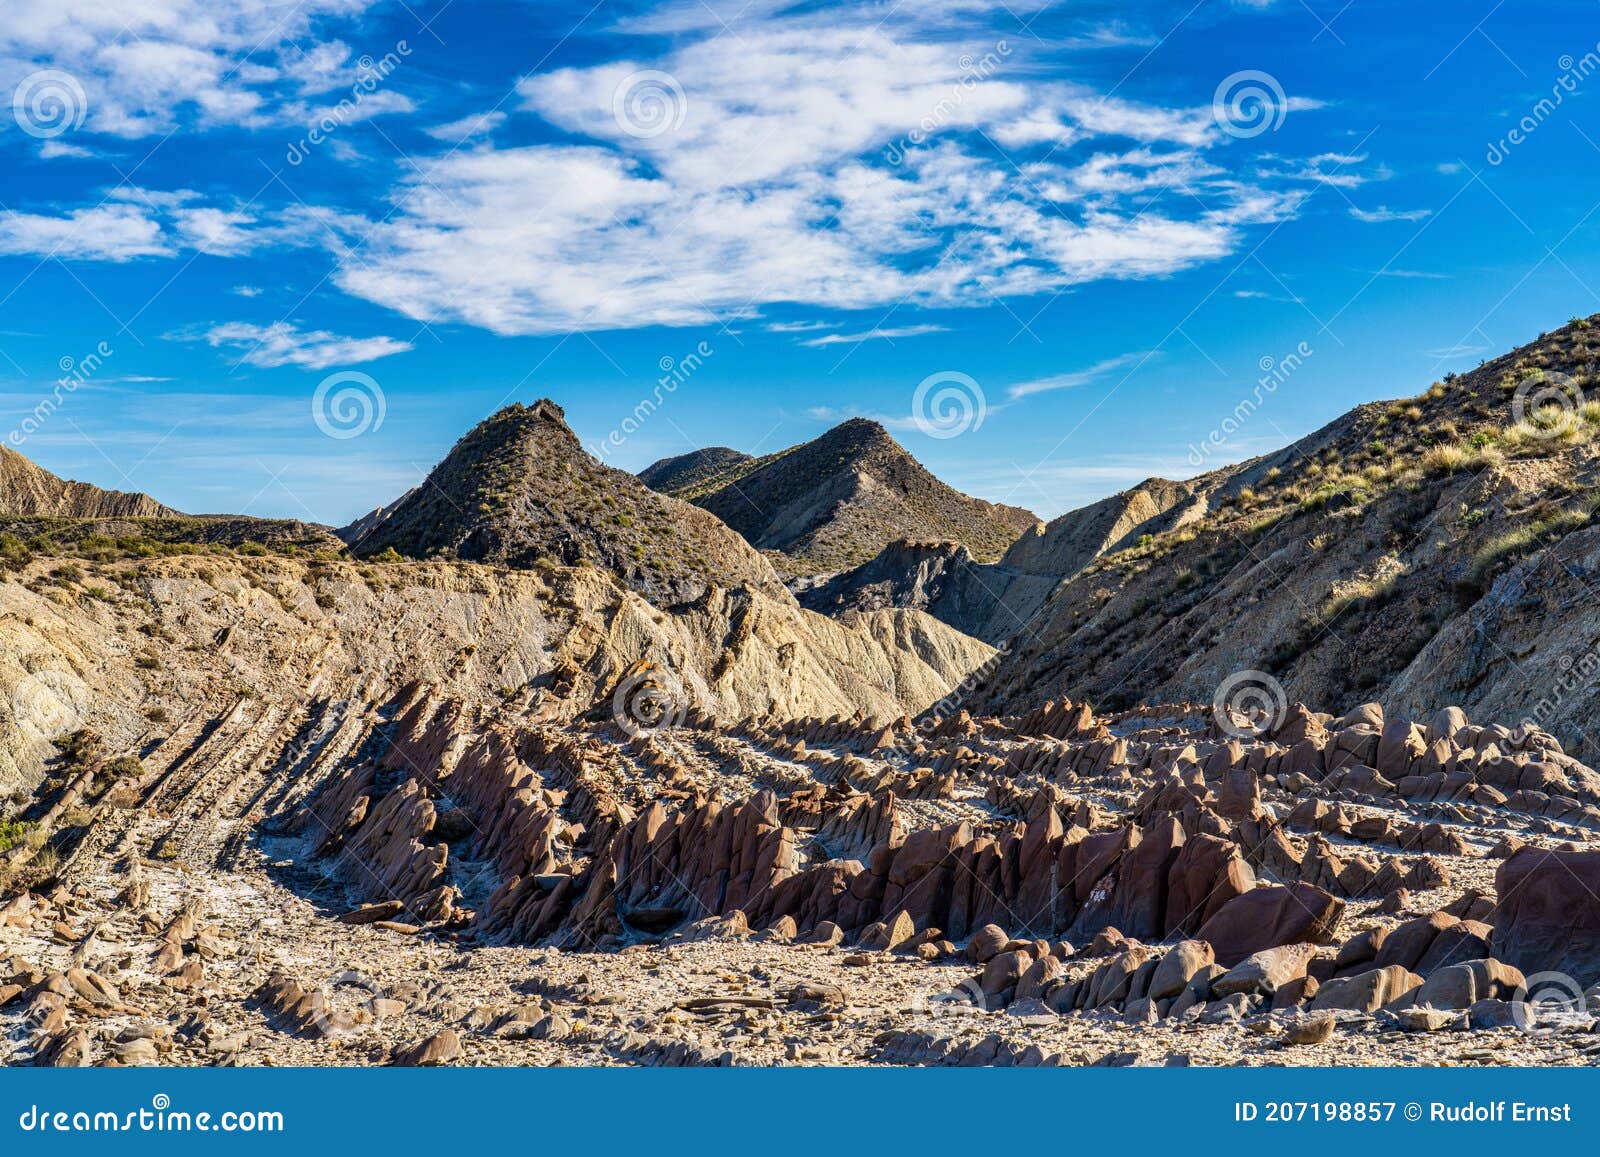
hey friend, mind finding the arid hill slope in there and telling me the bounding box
[642,419,1038,573]
[0,553,994,798]
[966,316,1600,761]
[346,401,787,605]
[637,447,752,494]
[799,477,1210,644]
[0,446,175,519]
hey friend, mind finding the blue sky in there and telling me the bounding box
[1,0,1598,525]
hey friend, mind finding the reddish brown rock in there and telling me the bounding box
[1195,884,1344,967]
[1492,847,1600,984]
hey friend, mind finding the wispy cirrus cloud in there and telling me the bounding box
[1006,351,1157,399]
[1349,205,1432,223]
[425,111,506,142]
[200,321,411,370]
[798,324,947,347]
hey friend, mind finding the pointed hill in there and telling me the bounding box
[641,418,1038,573]
[346,401,786,604]
[0,446,175,518]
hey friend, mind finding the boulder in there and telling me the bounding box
[1492,848,1600,985]
[1212,943,1316,999]
[1284,1014,1335,1045]
[1195,884,1344,967]
[1309,965,1421,1014]
[965,924,1009,965]
[1147,940,1215,1002]
[393,1028,462,1067]
[979,949,1031,998]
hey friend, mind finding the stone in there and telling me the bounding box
[1199,993,1254,1023]
[1309,965,1421,1014]
[1415,920,1493,975]
[1195,884,1344,967]
[1334,927,1387,975]
[1395,1007,1458,1033]
[799,921,844,947]
[394,1028,462,1067]
[1272,975,1319,1010]
[1468,999,1519,1030]
[1212,943,1316,999]
[980,949,1031,998]
[1285,1015,1335,1046]
[860,910,915,951]
[1378,888,1411,915]
[1492,848,1600,985]
[338,900,406,925]
[965,924,1009,964]
[787,983,846,1009]
[1412,964,1472,1010]
[1123,997,1157,1025]
[1374,912,1456,972]
[1148,940,1215,1002]
[1169,963,1224,1017]
[1015,955,1061,1003]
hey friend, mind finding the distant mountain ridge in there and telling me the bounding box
[0,446,175,519]
[637,447,752,494]
[640,418,1039,573]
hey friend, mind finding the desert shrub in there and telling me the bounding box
[1421,444,1471,475]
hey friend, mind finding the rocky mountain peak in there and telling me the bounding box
[641,418,1038,573]
[346,403,787,605]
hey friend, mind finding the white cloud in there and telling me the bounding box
[201,321,411,370]
[1369,268,1447,279]
[799,324,947,347]
[1007,351,1157,399]
[1349,205,1432,223]
[37,140,95,159]
[0,189,332,262]
[233,285,263,297]
[425,111,507,142]
[333,16,1323,337]
[0,0,389,137]
[0,202,172,260]
[765,320,835,333]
